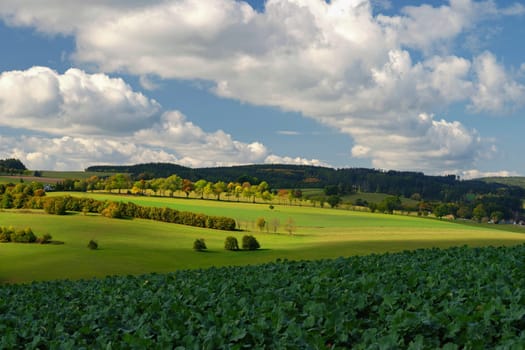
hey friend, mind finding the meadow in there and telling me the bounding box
[2,192,525,284]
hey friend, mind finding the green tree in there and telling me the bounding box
[194,180,207,199]
[242,235,260,250]
[165,175,183,197]
[256,217,266,232]
[327,195,342,208]
[224,236,239,251]
[379,196,401,214]
[110,174,130,194]
[213,181,227,200]
[433,203,450,218]
[473,204,486,222]
[193,238,207,251]
[284,217,296,235]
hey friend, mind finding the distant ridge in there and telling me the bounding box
[479,176,525,190]
[85,162,525,202]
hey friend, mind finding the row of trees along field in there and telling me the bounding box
[0,182,236,230]
[2,159,524,222]
[85,162,525,202]
[54,174,282,203]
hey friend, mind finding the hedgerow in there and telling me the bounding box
[2,245,525,348]
[36,196,237,231]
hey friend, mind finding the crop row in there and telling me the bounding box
[1,244,525,348]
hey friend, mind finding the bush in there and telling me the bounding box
[38,233,52,244]
[224,236,239,251]
[87,240,98,250]
[0,226,14,242]
[193,238,207,251]
[242,235,260,250]
[13,227,37,243]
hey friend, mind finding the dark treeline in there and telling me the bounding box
[0,158,27,174]
[86,163,525,202]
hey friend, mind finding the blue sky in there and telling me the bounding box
[0,0,524,178]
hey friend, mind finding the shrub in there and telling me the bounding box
[87,240,98,250]
[242,235,260,250]
[38,233,53,244]
[0,226,13,242]
[224,236,239,251]
[13,227,37,243]
[193,238,207,251]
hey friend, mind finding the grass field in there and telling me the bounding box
[2,193,525,284]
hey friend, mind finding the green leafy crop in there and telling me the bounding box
[1,244,525,348]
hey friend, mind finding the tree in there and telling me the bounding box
[256,217,266,232]
[193,238,207,251]
[182,179,194,198]
[165,175,183,197]
[242,235,260,250]
[326,195,342,208]
[433,203,450,218]
[284,217,296,235]
[491,211,504,223]
[109,174,130,194]
[87,240,99,250]
[473,204,486,222]
[224,236,239,250]
[213,181,227,200]
[270,218,280,233]
[378,196,401,214]
[194,180,207,199]
[133,179,148,195]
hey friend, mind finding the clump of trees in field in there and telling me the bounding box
[0,226,52,244]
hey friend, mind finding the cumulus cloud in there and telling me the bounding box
[460,169,521,180]
[134,111,271,167]
[264,155,329,167]
[0,134,178,171]
[0,67,161,135]
[469,52,525,113]
[1,0,524,173]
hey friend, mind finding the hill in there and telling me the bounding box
[480,176,525,190]
[86,162,525,202]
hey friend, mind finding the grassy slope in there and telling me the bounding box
[480,176,525,189]
[2,193,525,283]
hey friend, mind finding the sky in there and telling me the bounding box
[0,0,524,179]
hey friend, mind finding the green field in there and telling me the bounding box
[2,193,525,284]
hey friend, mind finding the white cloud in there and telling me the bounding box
[0,134,178,171]
[0,67,161,135]
[469,52,525,114]
[460,169,520,180]
[1,0,524,173]
[277,130,301,135]
[134,111,270,167]
[264,155,329,167]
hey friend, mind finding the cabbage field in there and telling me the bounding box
[1,244,524,348]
